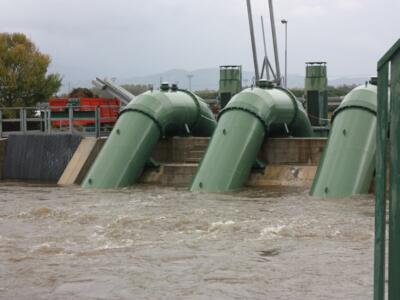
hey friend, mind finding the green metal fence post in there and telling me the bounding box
[0,110,2,138]
[19,108,24,133]
[95,106,100,138]
[43,108,47,133]
[68,106,73,134]
[375,39,400,300]
[389,49,400,300]
[46,107,51,134]
[375,62,389,300]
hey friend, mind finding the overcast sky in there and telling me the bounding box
[1,0,399,87]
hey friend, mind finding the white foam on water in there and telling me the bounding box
[259,224,287,239]
[209,220,235,232]
[95,239,134,250]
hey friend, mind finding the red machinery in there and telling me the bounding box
[48,98,120,127]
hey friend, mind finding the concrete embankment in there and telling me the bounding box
[58,137,106,186]
[0,135,326,188]
[59,136,326,188]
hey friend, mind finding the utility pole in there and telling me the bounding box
[187,74,194,91]
[281,19,288,88]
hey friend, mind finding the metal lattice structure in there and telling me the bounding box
[375,39,400,300]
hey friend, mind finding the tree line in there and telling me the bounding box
[290,85,358,98]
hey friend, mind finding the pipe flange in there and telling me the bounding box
[218,106,268,130]
[332,105,377,123]
[118,108,163,135]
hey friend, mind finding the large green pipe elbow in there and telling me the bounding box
[190,86,313,193]
[310,84,377,197]
[82,88,216,189]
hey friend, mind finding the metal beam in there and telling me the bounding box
[389,50,400,300]
[375,61,388,300]
[378,39,400,69]
[268,0,281,85]
[375,39,400,300]
[260,16,270,80]
[246,0,260,82]
[260,56,277,81]
[92,78,134,106]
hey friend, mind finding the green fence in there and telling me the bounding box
[375,39,400,300]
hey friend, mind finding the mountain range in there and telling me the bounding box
[65,68,371,92]
[121,68,370,90]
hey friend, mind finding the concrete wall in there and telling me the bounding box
[151,137,210,163]
[54,136,328,188]
[151,137,326,165]
[259,138,326,165]
[140,137,326,188]
[2,134,82,182]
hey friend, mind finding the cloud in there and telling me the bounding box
[290,4,326,18]
[0,0,398,88]
[336,0,362,11]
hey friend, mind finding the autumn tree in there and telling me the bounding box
[0,33,62,108]
[69,87,96,98]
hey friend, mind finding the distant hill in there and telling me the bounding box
[121,68,370,90]
[63,68,371,93]
[122,68,221,91]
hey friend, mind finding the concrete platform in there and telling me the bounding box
[138,137,326,188]
[139,164,319,188]
[151,137,326,165]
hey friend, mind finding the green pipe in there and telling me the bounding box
[82,87,216,189]
[190,84,313,193]
[310,84,377,197]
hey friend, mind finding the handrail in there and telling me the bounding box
[0,105,120,110]
[0,105,121,138]
[378,39,400,70]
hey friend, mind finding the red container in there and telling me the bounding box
[49,98,121,127]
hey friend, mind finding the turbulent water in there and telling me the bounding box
[0,182,374,299]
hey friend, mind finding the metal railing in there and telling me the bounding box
[0,105,121,138]
[375,39,400,300]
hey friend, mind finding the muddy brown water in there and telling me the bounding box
[0,182,374,299]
